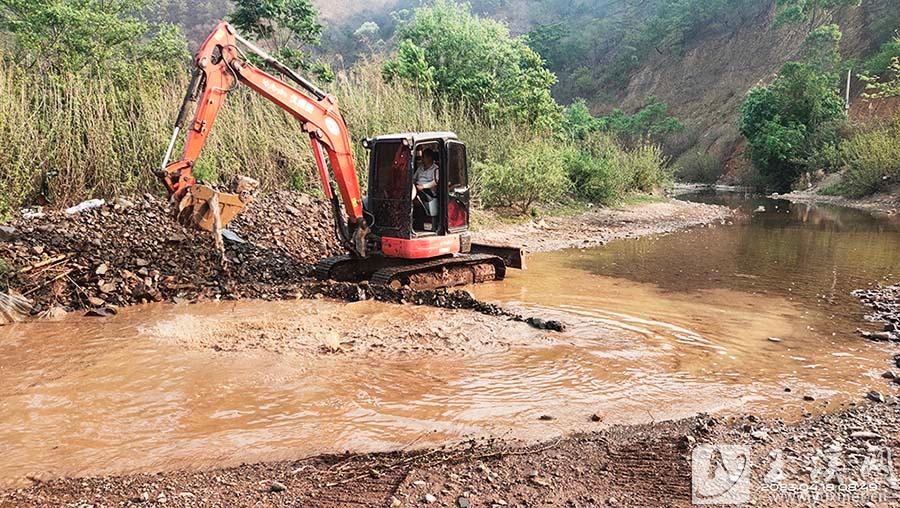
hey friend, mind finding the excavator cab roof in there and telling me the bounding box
[366,132,459,147]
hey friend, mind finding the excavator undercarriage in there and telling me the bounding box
[316,253,507,290]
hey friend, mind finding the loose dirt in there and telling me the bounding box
[0,191,341,313]
[3,401,897,507]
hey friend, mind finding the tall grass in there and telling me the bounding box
[0,64,318,213]
[0,57,671,217]
[0,59,539,215]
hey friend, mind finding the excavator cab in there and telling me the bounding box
[364,132,470,245]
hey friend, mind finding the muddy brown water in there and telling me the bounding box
[1,193,899,487]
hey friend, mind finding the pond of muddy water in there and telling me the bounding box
[1,193,897,486]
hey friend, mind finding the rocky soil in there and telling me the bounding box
[854,283,900,343]
[3,400,897,507]
[0,191,341,314]
[472,199,734,253]
[773,186,900,217]
[1,192,729,327]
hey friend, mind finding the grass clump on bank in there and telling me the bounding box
[840,119,900,197]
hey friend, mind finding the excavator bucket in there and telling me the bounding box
[176,177,259,232]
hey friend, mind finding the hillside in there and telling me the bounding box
[611,0,899,178]
[311,0,899,178]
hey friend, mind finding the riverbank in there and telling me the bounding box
[472,199,733,253]
[772,185,900,216]
[3,400,897,507]
[10,193,900,507]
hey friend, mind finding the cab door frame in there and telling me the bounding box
[443,139,470,234]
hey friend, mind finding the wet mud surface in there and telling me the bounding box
[145,298,547,357]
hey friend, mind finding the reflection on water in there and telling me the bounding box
[0,193,896,486]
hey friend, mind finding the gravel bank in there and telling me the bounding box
[1,193,732,319]
[472,199,734,252]
[3,401,897,507]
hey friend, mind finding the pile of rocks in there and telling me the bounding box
[0,191,341,313]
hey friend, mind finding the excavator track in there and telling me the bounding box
[370,253,506,289]
[315,254,506,290]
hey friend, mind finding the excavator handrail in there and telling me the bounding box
[159,22,368,257]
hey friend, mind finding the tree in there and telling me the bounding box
[229,0,332,81]
[381,39,435,95]
[353,21,380,51]
[561,97,683,145]
[800,23,842,74]
[0,0,148,73]
[526,22,568,68]
[774,0,861,28]
[382,0,560,131]
[860,37,900,99]
[739,62,846,191]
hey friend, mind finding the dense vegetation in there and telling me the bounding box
[0,0,672,220]
[737,2,900,195]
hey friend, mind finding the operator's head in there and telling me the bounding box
[422,148,437,166]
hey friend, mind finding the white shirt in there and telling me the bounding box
[414,163,438,186]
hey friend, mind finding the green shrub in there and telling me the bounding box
[738,62,846,192]
[863,37,900,76]
[819,182,847,196]
[561,98,683,145]
[676,151,722,183]
[563,133,671,205]
[564,145,623,205]
[841,120,900,197]
[476,141,571,214]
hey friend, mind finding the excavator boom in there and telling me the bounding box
[159,22,368,256]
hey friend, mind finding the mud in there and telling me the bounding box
[145,298,546,356]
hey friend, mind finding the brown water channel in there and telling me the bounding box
[1,193,898,487]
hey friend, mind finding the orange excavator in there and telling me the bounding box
[159,22,522,289]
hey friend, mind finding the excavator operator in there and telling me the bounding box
[412,148,440,231]
[414,148,439,199]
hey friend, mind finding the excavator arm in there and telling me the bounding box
[159,22,368,256]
